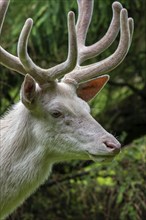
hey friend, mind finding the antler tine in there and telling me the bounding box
[0,0,26,75]
[0,47,27,75]
[63,8,133,84]
[76,0,94,48]
[128,17,134,48]
[18,11,77,85]
[77,1,123,64]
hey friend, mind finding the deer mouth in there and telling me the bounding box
[87,149,121,162]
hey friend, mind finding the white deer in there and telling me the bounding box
[0,0,134,219]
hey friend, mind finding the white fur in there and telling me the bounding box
[0,82,120,219]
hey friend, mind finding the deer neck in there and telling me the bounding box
[1,102,34,153]
[0,103,53,219]
[1,101,53,173]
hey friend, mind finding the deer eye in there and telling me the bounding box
[51,111,62,118]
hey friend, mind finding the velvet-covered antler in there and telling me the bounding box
[0,0,134,86]
[62,0,134,84]
[0,0,78,85]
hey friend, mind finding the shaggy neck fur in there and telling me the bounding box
[0,102,52,219]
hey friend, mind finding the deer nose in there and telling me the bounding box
[104,141,121,153]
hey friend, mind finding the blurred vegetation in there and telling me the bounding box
[0,0,146,219]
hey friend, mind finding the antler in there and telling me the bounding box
[17,12,77,84]
[0,0,77,85]
[0,0,134,86]
[62,0,134,84]
[76,0,122,64]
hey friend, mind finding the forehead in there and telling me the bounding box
[57,82,77,98]
[41,81,90,113]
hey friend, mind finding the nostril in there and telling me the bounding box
[104,142,117,149]
[104,141,121,151]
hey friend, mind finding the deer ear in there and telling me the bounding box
[20,74,36,107]
[77,75,109,102]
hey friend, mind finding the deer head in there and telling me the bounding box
[0,0,134,163]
